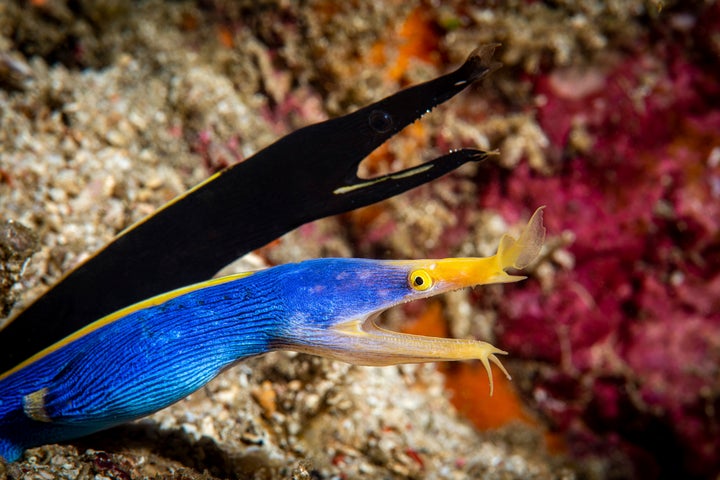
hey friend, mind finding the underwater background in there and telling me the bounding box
[1,1,718,478]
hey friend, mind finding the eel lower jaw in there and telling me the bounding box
[333,149,492,196]
[285,312,510,396]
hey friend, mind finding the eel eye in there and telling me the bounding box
[368,109,394,134]
[409,269,433,291]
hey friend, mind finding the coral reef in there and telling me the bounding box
[478,3,720,478]
[1,0,718,478]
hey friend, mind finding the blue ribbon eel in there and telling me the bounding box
[0,208,545,462]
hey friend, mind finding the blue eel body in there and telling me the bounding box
[0,207,544,462]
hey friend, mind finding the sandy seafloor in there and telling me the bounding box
[1,1,717,479]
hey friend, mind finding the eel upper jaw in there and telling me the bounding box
[287,44,502,207]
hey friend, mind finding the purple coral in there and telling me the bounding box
[479,18,720,478]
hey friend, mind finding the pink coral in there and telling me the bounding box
[479,29,720,478]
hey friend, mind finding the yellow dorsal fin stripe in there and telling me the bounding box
[0,270,256,381]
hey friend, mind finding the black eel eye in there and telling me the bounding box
[368,110,394,134]
[409,269,433,291]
